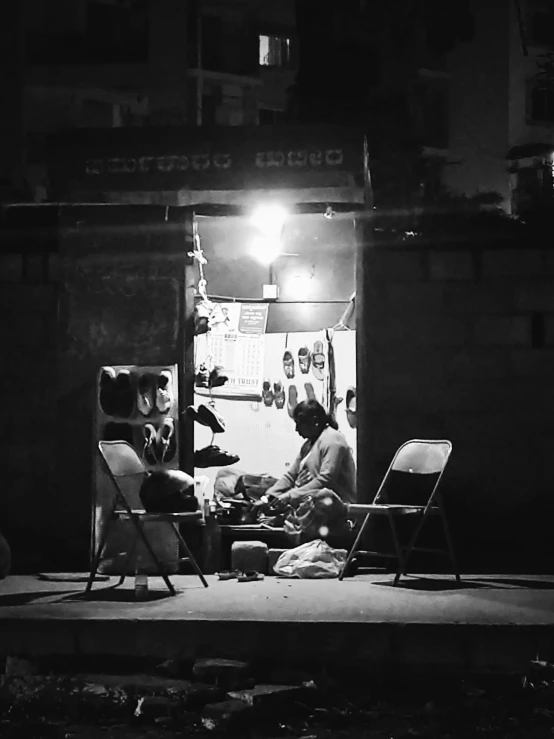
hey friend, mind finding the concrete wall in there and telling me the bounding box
[358,234,554,572]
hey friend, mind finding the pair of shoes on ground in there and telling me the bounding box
[186,403,225,433]
[195,365,229,389]
[194,445,239,468]
[100,368,173,418]
[217,570,264,582]
[283,341,326,381]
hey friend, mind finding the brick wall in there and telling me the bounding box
[358,237,554,572]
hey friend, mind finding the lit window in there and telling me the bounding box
[259,34,292,67]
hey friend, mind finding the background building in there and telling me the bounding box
[0,0,297,201]
[446,0,554,214]
[291,0,554,214]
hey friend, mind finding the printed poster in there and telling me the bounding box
[196,303,269,399]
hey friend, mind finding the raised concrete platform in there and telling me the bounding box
[1,573,553,675]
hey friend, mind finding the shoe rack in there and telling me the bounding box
[92,364,180,575]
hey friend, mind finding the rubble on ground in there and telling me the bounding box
[2,655,554,738]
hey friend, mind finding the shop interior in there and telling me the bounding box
[92,202,358,580]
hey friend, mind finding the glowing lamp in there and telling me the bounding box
[250,204,288,236]
[250,235,282,265]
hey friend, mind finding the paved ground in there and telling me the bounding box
[1,573,554,674]
[2,574,554,737]
[1,573,554,624]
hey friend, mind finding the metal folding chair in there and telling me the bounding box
[87,440,208,596]
[339,439,460,586]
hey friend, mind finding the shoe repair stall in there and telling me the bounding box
[39,125,370,575]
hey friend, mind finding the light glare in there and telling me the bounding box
[250,235,282,265]
[250,204,288,236]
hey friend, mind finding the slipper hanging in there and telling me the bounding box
[346,386,357,429]
[283,350,295,379]
[197,403,225,433]
[287,384,298,418]
[304,382,316,401]
[190,404,225,430]
[262,380,274,407]
[298,346,311,374]
[274,381,285,409]
[311,340,326,381]
[209,366,229,389]
[195,365,210,388]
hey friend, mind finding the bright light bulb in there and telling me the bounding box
[250,204,288,236]
[250,235,282,265]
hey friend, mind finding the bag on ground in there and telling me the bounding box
[273,539,347,579]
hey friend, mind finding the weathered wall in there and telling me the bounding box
[358,234,554,572]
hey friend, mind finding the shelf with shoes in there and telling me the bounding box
[93,364,181,576]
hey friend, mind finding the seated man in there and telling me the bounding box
[258,399,356,540]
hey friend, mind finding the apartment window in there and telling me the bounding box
[258,108,285,125]
[529,86,554,123]
[259,34,292,67]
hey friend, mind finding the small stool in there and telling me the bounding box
[231,541,268,575]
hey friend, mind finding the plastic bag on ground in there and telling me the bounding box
[273,539,347,579]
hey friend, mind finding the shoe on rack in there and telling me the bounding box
[209,365,229,389]
[137,373,155,417]
[143,423,158,466]
[113,369,135,418]
[158,418,176,463]
[156,370,173,413]
[99,367,117,416]
[194,445,240,468]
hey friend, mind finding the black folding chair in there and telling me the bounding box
[87,440,208,596]
[339,439,459,586]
